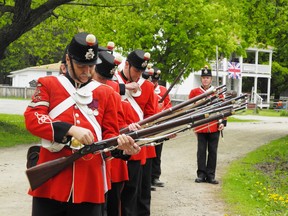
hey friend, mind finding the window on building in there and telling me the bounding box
[46,71,52,76]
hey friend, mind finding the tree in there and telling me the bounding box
[1,0,247,84]
[225,0,288,98]
[271,62,288,99]
[97,0,247,81]
[0,0,73,60]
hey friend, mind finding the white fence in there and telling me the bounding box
[0,86,35,99]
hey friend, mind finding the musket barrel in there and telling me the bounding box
[158,68,186,103]
[120,85,226,133]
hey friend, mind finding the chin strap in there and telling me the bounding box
[68,55,87,86]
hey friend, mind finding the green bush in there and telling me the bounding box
[280,110,288,116]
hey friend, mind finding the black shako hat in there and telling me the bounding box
[98,41,115,52]
[127,49,151,71]
[68,32,101,65]
[201,67,212,77]
[96,51,122,79]
[152,67,161,80]
[142,68,153,79]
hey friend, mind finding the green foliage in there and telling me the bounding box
[280,110,288,116]
[271,62,288,98]
[0,0,246,83]
[222,136,288,215]
[0,114,40,147]
[1,0,288,87]
[227,116,256,122]
[239,109,286,117]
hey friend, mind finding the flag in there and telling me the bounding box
[228,62,241,79]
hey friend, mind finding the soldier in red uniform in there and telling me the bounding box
[24,32,139,216]
[150,67,172,188]
[114,49,156,216]
[92,49,140,216]
[189,66,225,185]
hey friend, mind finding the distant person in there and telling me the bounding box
[188,66,225,184]
[276,100,283,109]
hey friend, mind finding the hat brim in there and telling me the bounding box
[73,57,102,66]
[98,46,109,51]
[130,64,146,72]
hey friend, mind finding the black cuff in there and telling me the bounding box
[111,149,131,160]
[52,122,73,143]
[119,83,126,95]
[222,119,227,127]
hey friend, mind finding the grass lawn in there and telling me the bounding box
[0,114,40,147]
[222,136,288,215]
[240,108,288,117]
[228,108,288,123]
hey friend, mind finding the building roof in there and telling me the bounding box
[8,62,61,77]
[9,62,61,74]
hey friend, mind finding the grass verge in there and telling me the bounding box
[239,109,287,117]
[222,136,288,216]
[0,114,40,147]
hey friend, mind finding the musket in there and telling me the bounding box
[138,102,247,146]
[182,93,247,119]
[158,68,186,104]
[26,107,234,191]
[152,87,228,125]
[120,84,227,133]
[139,103,247,147]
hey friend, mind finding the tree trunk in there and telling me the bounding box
[0,0,72,60]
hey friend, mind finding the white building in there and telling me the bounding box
[169,47,273,109]
[8,63,60,87]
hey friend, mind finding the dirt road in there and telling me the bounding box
[0,115,287,215]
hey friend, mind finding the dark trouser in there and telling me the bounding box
[196,132,220,180]
[32,197,103,216]
[121,160,142,216]
[151,143,163,181]
[107,182,124,216]
[138,158,153,216]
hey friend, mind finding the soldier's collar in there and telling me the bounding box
[120,70,129,81]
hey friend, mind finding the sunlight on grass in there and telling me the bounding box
[240,109,285,117]
[0,114,40,147]
[227,116,255,122]
[222,136,288,215]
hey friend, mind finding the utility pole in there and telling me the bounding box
[216,46,219,86]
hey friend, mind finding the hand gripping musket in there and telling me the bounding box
[158,68,186,104]
[120,84,227,133]
[26,106,234,191]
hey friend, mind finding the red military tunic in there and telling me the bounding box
[106,80,129,183]
[116,72,156,164]
[157,85,172,111]
[189,86,219,133]
[24,76,119,204]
